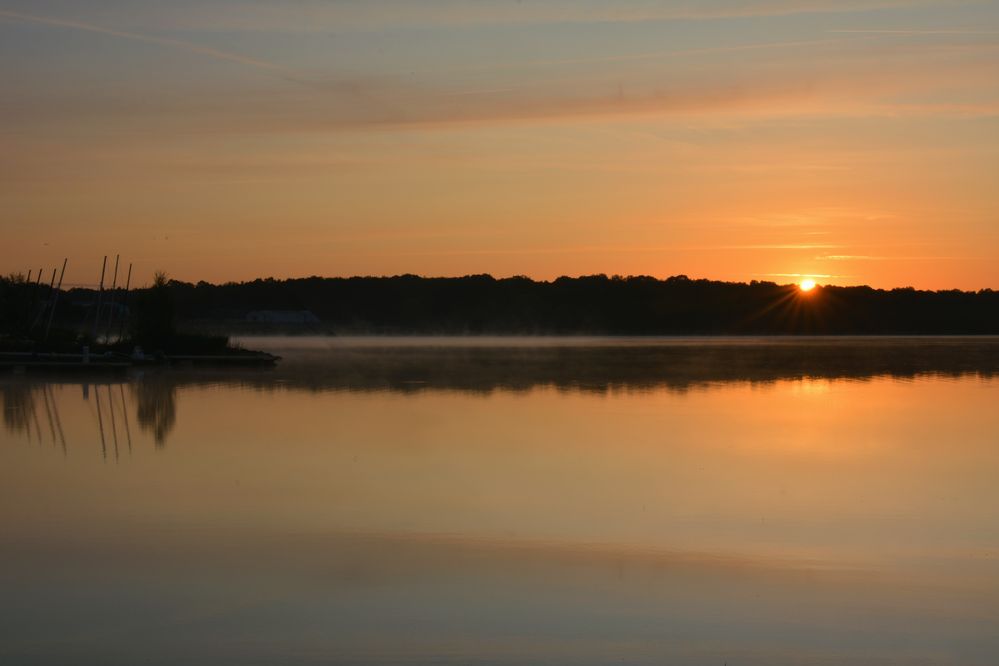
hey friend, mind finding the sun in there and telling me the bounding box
[799,278,817,292]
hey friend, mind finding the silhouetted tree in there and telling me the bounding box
[0,273,38,338]
[131,271,176,349]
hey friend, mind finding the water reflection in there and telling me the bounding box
[133,377,176,448]
[2,378,175,455]
[3,337,997,449]
[222,335,999,394]
[2,382,35,435]
[2,338,999,665]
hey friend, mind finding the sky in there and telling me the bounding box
[1,0,998,289]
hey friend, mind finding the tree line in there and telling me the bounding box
[140,274,999,335]
[5,272,998,336]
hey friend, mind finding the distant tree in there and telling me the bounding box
[0,273,36,337]
[131,271,176,349]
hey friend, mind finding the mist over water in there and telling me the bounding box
[2,337,999,665]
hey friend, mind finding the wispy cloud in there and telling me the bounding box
[757,273,849,278]
[9,46,995,136]
[818,254,968,261]
[385,243,849,258]
[723,245,844,250]
[4,3,998,134]
[830,29,999,35]
[0,9,304,82]
[821,255,888,260]
[462,37,856,71]
[55,0,959,33]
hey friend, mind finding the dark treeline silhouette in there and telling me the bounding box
[0,271,229,353]
[61,274,999,335]
[0,273,74,343]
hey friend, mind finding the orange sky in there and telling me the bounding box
[2,1,998,289]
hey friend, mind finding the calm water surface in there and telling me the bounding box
[2,337,998,665]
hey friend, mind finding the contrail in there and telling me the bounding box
[0,9,302,81]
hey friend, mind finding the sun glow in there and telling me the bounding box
[799,279,817,292]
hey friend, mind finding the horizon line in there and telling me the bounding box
[28,272,994,294]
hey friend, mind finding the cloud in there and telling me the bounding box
[728,245,843,250]
[462,37,856,71]
[0,9,304,82]
[32,0,958,33]
[757,273,851,279]
[830,29,999,35]
[383,243,849,259]
[821,255,888,260]
[3,3,997,135]
[1,68,991,139]
[24,50,995,134]
[818,255,968,261]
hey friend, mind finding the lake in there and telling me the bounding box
[2,337,998,665]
